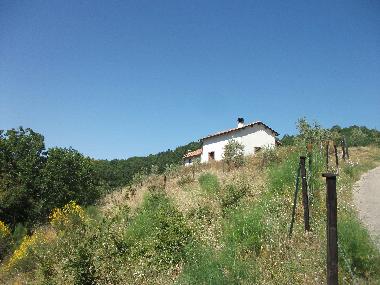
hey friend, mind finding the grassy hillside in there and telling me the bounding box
[1,145,380,284]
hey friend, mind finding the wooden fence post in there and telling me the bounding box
[344,137,349,159]
[300,156,310,232]
[325,141,330,171]
[341,139,346,160]
[334,144,339,170]
[289,162,301,238]
[164,175,167,189]
[322,173,338,285]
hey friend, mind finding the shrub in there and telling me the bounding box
[177,174,193,187]
[49,201,86,230]
[259,147,279,167]
[187,205,214,225]
[11,223,28,250]
[267,151,299,194]
[0,220,12,261]
[198,173,220,194]
[223,205,266,256]
[223,139,245,168]
[339,213,380,279]
[180,245,225,285]
[121,192,193,271]
[220,184,248,212]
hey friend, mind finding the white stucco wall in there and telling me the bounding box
[200,124,276,163]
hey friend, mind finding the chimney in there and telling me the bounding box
[237,117,244,128]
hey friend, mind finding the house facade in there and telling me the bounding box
[183,118,279,165]
[183,148,202,166]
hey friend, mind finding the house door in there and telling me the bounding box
[208,151,215,161]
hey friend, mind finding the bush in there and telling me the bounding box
[223,139,245,168]
[223,205,266,256]
[187,205,214,225]
[259,147,279,167]
[177,174,193,187]
[198,173,220,194]
[220,184,248,212]
[40,147,101,217]
[0,220,12,261]
[339,213,380,279]
[121,192,193,271]
[267,151,299,194]
[180,245,225,285]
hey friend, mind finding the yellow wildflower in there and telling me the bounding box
[0,220,11,237]
[49,201,86,228]
[6,234,37,269]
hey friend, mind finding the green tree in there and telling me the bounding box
[0,127,46,226]
[350,128,368,146]
[40,147,100,216]
[223,139,245,168]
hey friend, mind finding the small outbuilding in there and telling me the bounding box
[183,148,202,166]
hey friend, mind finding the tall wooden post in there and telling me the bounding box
[300,156,310,231]
[322,173,338,285]
[164,175,167,189]
[325,141,330,171]
[334,144,339,170]
[344,137,349,159]
[341,139,346,160]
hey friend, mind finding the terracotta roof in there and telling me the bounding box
[200,121,279,141]
[183,148,202,159]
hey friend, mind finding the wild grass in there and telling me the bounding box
[1,146,380,284]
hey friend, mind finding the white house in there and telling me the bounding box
[183,118,279,165]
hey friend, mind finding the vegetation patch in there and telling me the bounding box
[198,173,220,194]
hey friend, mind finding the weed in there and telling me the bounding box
[198,173,220,194]
[177,174,193,187]
[339,212,380,280]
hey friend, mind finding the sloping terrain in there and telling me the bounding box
[1,146,380,284]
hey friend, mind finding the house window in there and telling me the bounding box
[189,158,192,164]
[208,151,215,161]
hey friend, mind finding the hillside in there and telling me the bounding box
[1,144,380,284]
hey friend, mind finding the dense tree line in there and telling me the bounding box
[94,141,201,188]
[0,128,101,228]
[0,127,201,228]
[281,125,380,147]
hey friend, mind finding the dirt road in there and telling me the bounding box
[353,166,380,248]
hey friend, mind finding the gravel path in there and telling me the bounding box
[353,166,380,249]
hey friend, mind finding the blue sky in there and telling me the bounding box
[1,0,379,159]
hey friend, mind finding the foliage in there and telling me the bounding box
[0,127,101,227]
[94,141,202,188]
[223,205,266,256]
[339,213,380,279]
[121,191,193,271]
[223,139,245,168]
[259,147,280,167]
[2,121,380,284]
[0,127,46,226]
[281,122,380,147]
[49,201,86,229]
[0,220,12,261]
[220,184,248,211]
[177,174,193,187]
[296,117,330,146]
[198,173,220,194]
[40,148,101,217]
